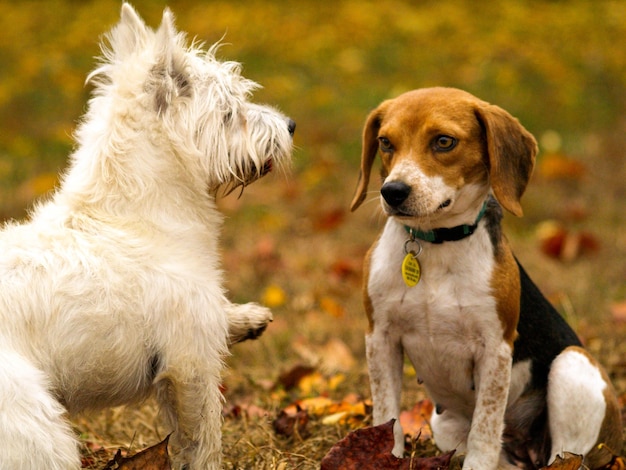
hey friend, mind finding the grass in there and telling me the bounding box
[1,0,625,467]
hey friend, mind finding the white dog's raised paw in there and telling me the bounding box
[227,302,273,345]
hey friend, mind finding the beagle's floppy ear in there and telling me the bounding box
[350,107,384,212]
[474,104,538,217]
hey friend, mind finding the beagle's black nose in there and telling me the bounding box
[287,119,296,136]
[381,181,411,207]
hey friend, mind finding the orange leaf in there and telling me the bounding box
[399,400,434,441]
[289,396,335,416]
[538,153,586,180]
[610,302,626,324]
[320,296,346,318]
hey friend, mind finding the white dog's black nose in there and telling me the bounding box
[381,181,411,207]
[287,119,296,136]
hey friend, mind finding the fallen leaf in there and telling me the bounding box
[610,301,626,324]
[297,370,327,395]
[223,402,270,419]
[283,396,335,417]
[273,405,310,438]
[593,443,626,470]
[399,400,434,441]
[329,258,360,281]
[322,411,349,425]
[327,373,346,391]
[538,153,586,180]
[275,364,316,390]
[320,296,346,318]
[540,453,582,470]
[81,440,111,467]
[313,207,346,231]
[320,419,454,470]
[278,394,371,430]
[104,435,170,470]
[292,336,356,374]
[536,221,599,261]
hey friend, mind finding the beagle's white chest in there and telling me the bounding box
[367,220,503,409]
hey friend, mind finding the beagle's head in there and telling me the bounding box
[350,87,537,227]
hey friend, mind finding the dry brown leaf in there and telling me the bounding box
[592,443,626,470]
[104,435,170,470]
[275,364,317,390]
[320,419,454,470]
[272,405,310,438]
[540,452,583,470]
[599,454,626,470]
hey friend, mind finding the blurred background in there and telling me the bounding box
[0,1,625,462]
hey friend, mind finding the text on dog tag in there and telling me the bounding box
[401,252,421,287]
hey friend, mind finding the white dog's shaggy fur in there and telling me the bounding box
[0,4,293,469]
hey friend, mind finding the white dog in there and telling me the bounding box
[0,4,294,469]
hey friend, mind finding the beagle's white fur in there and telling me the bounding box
[351,87,622,469]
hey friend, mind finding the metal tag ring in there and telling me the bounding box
[403,238,423,258]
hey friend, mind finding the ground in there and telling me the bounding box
[0,1,624,468]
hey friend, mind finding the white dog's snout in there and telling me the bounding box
[287,118,296,136]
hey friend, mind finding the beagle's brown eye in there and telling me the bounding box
[378,137,393,152]
[433,135,457,152]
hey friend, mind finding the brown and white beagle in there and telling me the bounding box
[351,87,622,469]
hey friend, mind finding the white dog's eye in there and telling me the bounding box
[433,135,457,152]
[378,136,393,152]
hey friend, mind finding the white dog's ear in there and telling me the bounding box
[151,8,191,115]
[110,3,149,59]
[86,3,149,86]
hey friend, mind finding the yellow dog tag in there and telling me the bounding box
[401,252,421,287]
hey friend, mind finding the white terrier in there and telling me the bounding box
[0,4,294,469]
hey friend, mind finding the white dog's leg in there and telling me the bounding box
[547,346,608,465]
[226,302,273,345]
[0,349,79,470]
[155,361,225,470]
